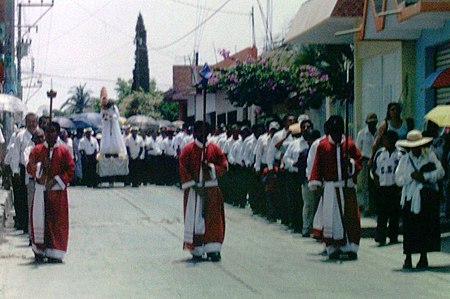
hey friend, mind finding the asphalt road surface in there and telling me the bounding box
[0,184,449,298]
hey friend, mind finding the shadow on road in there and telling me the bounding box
[393,264,450,273]
[360,221,450,254]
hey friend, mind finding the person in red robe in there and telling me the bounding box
[27,122,75,263]
[179,121,227,262]
[309,115,362,260]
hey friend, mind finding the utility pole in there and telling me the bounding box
[251,6,256,48]
[16,0,54,100]
[16,2,21,99]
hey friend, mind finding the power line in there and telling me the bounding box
[51,0,121,43]
[150,0,234,51]
[24,71,117,83]
[166,0,248,16]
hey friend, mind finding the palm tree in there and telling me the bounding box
[60,83,92,114]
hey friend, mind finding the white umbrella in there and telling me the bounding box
[0,94,28,113]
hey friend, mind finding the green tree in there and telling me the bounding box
[115,78,133,107]
[132,13,150,92]
[159,100,178,121]
[60,83,92,114]
[292,44,353,103]
[115,77,163,118]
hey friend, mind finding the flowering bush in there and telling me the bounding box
[210,56,330,112]
[294,65,331,109]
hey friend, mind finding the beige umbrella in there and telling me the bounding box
[424,105,450,127]
[0,94,28,113]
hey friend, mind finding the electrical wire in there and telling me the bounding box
[166,0,248,16]
[150,0,233,51]
[25,71,117,83]
[51,0,121,43]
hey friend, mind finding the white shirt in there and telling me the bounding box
[216,133,228,151]
[11,128,33,174]
[62,138,74,159]
[254,133,271,172]
[241,134,257,167]
[267,128,293,170]
[356,126,376,158]
[395,149,445,213]
[160,137,177,157]
[173,132,185,154]
[283,136,309,173]
[146,137,161,156]
[0,128,5,144]
[125,135,144,159]
[223,136,241,155]
[79,136,99,156]
[4,131,18,166]
[182,134,194,149]
[372,147,403,186]
[227,138,243,166]
[306,135,326,181]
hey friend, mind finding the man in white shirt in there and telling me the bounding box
[78,127,99,188]
[125,126,144,187]
[160,129,178,185]
[243,124,265,214]
[282,120,312,232]
[11,113,38,232]
[266,114,295,224]
[253,121,279,220]
[219,124,241,204]
[228,125,250,208]
[145,129,161,184]
[356,112,378,215]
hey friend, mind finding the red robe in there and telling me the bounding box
[179,140,227,254]
[27,143,75,260]
[309,135,362,251]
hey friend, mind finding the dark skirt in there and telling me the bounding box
[402,188,441,254]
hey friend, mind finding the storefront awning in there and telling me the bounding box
[284,0,364,45]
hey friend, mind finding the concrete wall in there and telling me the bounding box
[354,40,415,133]
[415,20,450,128]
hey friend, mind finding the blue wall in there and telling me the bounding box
[415,20,450,129]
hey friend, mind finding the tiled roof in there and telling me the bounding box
[332,0,365,17]
[212,47,258,69]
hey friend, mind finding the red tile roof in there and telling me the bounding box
[212,47,258,69]
[332,0,365,17]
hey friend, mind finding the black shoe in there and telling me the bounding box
[207,252,221,262]
[47,257,63,264]
[302,232,310,238]
[34,253,45,263]
[416,258,428,269]
[378,240,386,246]
[328,250,342,260]
[388,238,398,245]
[191,254,203,261]
[343,251,358,261]
[402,258,412,269]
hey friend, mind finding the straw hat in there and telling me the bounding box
[365,112,378,124]
[395,130,432,148]
[83,127,93,133]
[289,123,301,135]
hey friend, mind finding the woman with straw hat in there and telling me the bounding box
[395,130,445,269]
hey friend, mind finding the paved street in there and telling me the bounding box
[0,184,449,299]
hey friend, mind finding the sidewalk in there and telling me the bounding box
[0,187,12,241]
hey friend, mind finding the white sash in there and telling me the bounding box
[322,182,344,240]
[32,183,46,244]
[183,189,205,244]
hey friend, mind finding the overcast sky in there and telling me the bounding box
[19,0,304,113]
